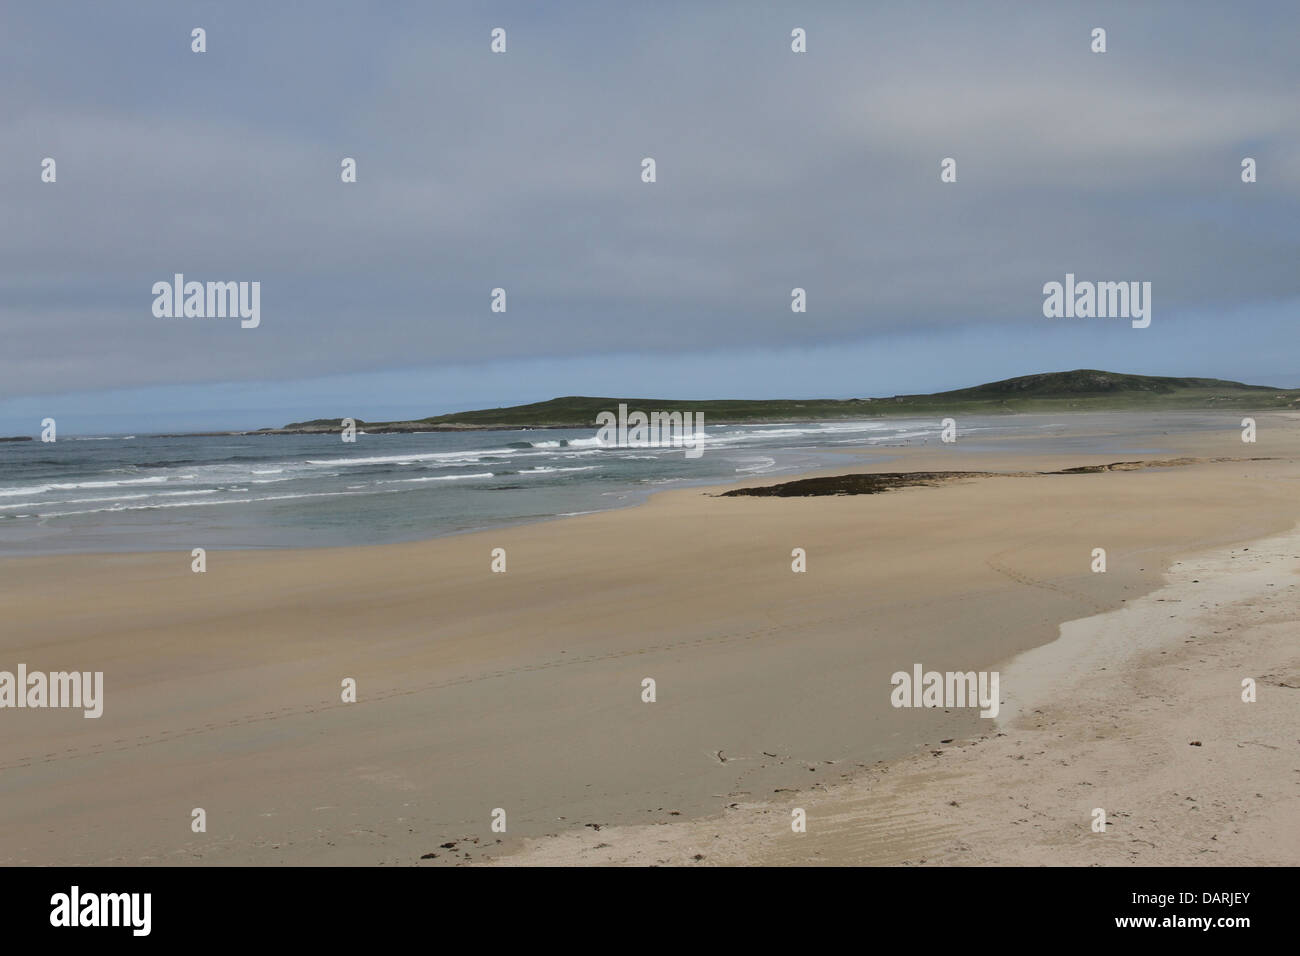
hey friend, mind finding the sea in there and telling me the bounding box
[0,412,1222,555]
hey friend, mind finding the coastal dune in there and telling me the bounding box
[0,414,1297,865]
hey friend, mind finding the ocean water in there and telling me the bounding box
[0,419,943,554]
[0,411,1226,555]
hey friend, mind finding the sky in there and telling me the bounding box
[1,0,1297,435]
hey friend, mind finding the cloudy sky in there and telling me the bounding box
[1,0,1297,434]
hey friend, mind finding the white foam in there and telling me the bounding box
[304,450,515,467]
[0,476,171,497]
[530,437,606,449]
[376,472,495,484]
[734,456,776,474]
[35,489,384,518]
[517,466,599,475]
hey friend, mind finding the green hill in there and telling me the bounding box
[275,369,1297,433]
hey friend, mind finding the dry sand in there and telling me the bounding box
[1,412,1297,865]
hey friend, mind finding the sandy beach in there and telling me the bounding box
[495,522,1300,866]
[1,412,1298,866]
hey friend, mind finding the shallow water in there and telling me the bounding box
[0,411,1229,554]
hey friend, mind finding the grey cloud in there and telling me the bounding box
[1,0,1297,398]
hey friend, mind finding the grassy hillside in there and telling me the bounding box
[276,370,1297,432]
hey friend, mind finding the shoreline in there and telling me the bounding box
[491,522,1300,866]
[0,409,1273,560]
[0,448,1251,561]
[0,450,883,559]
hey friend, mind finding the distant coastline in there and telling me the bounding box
[158,369,1300,438]
[273,370,1292,433]
[10,370,1294,440]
